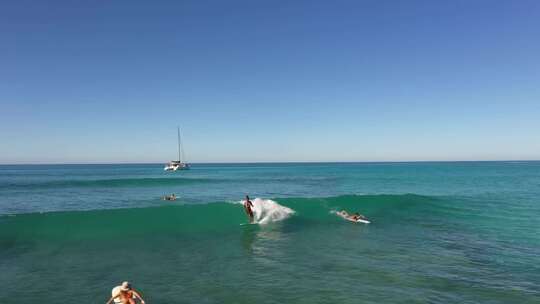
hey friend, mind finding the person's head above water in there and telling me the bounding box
[120,281,132,291]
[246,195,250,201]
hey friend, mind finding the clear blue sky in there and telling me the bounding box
[1,0,539,163]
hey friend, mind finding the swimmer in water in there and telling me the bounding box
[106,281,145,304]
[162,194,176,201]
[244,195,254,223]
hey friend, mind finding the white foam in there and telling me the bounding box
[239,198,295,224]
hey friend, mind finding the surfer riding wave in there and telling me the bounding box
[240,196,295,224]
[243,195,254,223]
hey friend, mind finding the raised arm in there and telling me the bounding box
[132,290,146,304]
[106,294,118,304]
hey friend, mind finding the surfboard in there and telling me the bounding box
[355,218,371,224]
[342,216,370,224]
[240,222,257,226]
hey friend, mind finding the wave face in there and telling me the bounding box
[0,195,401,240]
[0,194,497,241]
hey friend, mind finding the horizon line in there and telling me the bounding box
[1,160,539,166]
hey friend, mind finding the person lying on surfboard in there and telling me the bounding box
[244,195,254,223]
[339,210,367,221]
[351,212,367,221]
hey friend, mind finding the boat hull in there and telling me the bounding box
[164,163,190,171]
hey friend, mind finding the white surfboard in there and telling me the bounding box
[354,218,371,224]
[240,222,257,226]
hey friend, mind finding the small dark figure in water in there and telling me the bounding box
[163,193,176,201]
[244,195,254,222]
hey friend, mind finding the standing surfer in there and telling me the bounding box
[244,195,254,223]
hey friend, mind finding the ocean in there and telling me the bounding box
[1,162,539,303]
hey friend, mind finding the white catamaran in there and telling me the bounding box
[164,127,190,171]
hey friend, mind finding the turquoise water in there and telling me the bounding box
[1,162,539,303]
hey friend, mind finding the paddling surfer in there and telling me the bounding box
[351,212,366,221]
[339,210,367,221]
[244,195,254,223]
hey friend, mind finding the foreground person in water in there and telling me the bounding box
[106,281,146,304]
[244,195,254,223]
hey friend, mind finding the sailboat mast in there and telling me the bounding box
[177,126,182,162]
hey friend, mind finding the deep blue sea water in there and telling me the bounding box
[1,162,539,303]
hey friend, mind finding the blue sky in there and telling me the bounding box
[1,0,539,163]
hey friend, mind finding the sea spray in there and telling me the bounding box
[240,198,295,224]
